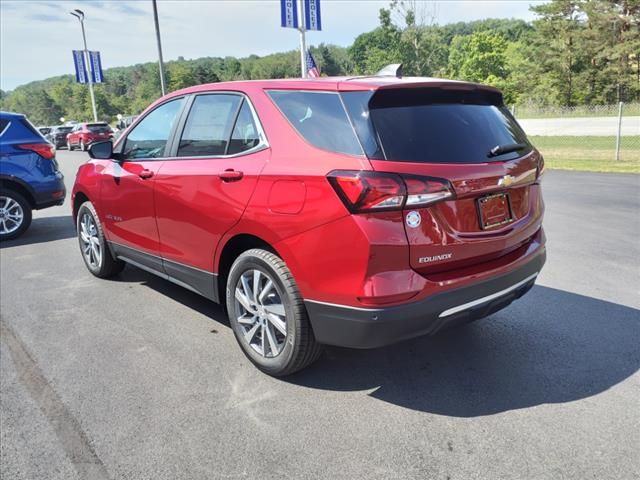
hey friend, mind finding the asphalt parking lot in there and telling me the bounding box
[1,150,639,480]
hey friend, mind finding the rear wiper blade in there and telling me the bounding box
[488,143,528,158]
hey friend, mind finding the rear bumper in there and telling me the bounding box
[33,174,66,209]
[305,246,545,348]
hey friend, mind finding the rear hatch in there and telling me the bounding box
[87,123,112,139]
[341,85,544,275]
[55,126,73,139]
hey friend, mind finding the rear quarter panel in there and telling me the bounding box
[72,160,107,221]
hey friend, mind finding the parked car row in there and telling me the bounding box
[66,122,113,151]
[0,112,66,240]
[0,114,120,240]
[36,122,116,150]
[46,125,74,148]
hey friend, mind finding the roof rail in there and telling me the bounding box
[375,64,403,78]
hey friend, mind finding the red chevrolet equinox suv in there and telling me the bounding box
[72,76,546,376]
[66,122,113,151]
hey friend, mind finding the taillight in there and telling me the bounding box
[327,171,453,213]
[17,143,55,160]
[403,175,454,206]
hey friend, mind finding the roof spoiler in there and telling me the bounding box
[376,64,403,78]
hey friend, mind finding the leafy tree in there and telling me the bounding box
[580,0,640,103]
[350,8,401,74]
[314,44,341,75]
[448,31,508,83]
[440,18,533,44]
[528,1,586,106]
[167,62,197,91]
[388,0,447,75]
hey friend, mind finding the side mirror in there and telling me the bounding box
[88,140,114,160]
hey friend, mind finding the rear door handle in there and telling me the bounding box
[139,169,154,179]
[218,169,243,182]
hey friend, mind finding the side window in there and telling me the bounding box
[267,90,363,156]
[0,119,10,136]
[177,94,242,157]
[227,100,260,155]
[123,98,184,160]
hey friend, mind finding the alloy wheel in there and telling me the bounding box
[0,196,24,235]
[234,269,287,358]
[79,212,102,268]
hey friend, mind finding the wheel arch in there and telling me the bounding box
[72,190,90,225]
[0,176,36,208]
[216,233,279,305]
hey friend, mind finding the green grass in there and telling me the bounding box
[529,136,640,173]
[514,103,640,119]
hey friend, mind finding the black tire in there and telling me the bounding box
[0,189,32,241]
[76,201,124,278]
[67,140,74,151]
[226,248,322,376]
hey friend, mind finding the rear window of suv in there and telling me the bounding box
[341,88,532,163]
[87,123,110,133]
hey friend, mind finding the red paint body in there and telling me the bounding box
[72,77,545,314]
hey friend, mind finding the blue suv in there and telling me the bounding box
[0,112,66,240]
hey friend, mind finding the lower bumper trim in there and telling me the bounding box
[304,248,545,349]
[438,272,539,318]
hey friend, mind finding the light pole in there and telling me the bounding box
[298,0,307,78]
[70,9,98,122]
[152,0,166,96]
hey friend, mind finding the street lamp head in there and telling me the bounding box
[70,9,84,21]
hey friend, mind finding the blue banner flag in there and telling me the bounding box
[304,0,321,31]
[89,51,104,83]
[72,50,88,84]
[280,0,299,29]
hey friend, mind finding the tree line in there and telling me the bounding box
[1,0,638,125]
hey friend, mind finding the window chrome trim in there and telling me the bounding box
[0,121,11,137]
[168,91,270,161]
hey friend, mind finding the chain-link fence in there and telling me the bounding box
[512,103,640,173]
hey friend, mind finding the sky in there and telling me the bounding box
[0,0,546,91]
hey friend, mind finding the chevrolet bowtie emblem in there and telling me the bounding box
[498,175,515,187]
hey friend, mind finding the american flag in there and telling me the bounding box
[306,49,320,78]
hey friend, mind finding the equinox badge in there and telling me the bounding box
[419,253,453,264]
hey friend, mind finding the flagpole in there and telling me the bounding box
[298,0,306,78]
[152,0,167,96]
[70,10,98,121]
